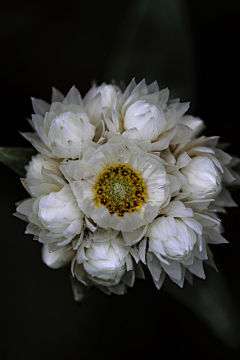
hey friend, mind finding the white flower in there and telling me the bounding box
[61,135,174,232]
[15,168,84,252]
[22,86,96,159]
[25,153,62,179]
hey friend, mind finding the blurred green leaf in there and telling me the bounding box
[104,0,195,102]
[0,147,36,176]
[163,266,240,348]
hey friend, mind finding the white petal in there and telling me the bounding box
[135,262,145,279]
[31,98,50,116]
[147,80,159,93]
[85,93,102,127]
[168,102,190,120]
[108,282,126,295]
[140,118,159,141]
[63,86,83,106]
[138,237,147,264]
[51,87,64,103]
[21,132,52,157]
[186,258,205,279]
[168,174,182,195]
[176,152,192,168]
[170,124,192,145]
[181,217,202,235]
[122,128,141,140]
[203,227,228,244]
[122,225,148,246]
[161,259,182,281]
[85,217,98,232]
[179,115,205,139]
[153,272,166,290]
[104,115,117,133]
[42,244,75,269]
[147,252,162,281]
[215,188,237,207]
[75,263,92,285]
[122,270,135,287]
[17,198,35,216]
[89,227,119,242]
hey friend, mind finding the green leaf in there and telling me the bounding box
[163,266,240,348]
[0,147,37,176]
[104,0,195,102]
[70,275,89,305]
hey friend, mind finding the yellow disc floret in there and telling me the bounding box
[94,164,147,216]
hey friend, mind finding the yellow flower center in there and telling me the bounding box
[94,164,147,216]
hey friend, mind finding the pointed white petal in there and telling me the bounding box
[51,87,64,103]
[63,86,83,106]
[42,244,75,269]
[31,98,50,116]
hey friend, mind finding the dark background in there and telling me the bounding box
[1,0,240,359]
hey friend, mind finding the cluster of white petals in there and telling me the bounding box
[15,79,239,299]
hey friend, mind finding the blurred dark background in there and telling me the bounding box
[1,0,240,359]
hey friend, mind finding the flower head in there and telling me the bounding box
[12,78,238,300]
[62,135,172,232]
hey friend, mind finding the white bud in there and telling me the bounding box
[148,217,200,263]
[23,86,96,159]
[37,185,83,237]
[47,111,95,159]
[25,153,61,180]
[17,184,84,249]
[82,241,130,286]
[181,155,222,199]
[124,101,167,141]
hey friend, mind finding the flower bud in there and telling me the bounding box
[124,101,166,141]
[147,211,206,285]
[82,241,130,286]
[37,185,83,239]
[25,153,61,180]
[23,86,96,159]
[148,216,200,263]
[46,111,95,159]
[17,184,84,250]
[181,155,222,199]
